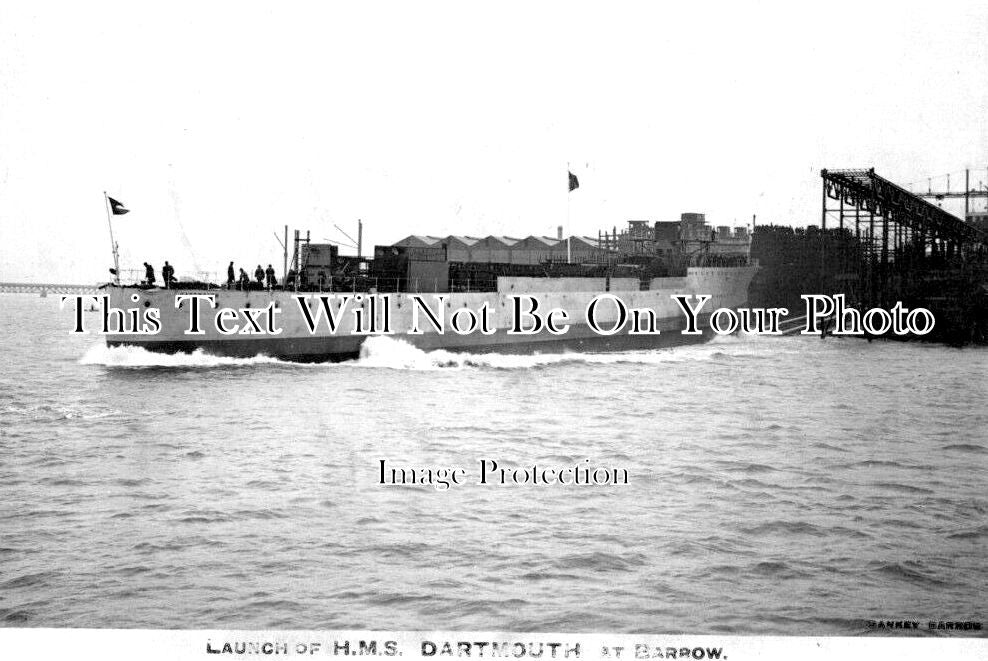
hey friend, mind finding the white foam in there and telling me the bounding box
[79,343,287,368]
[78,331,777,371]
[710,328,767,344]
[353,335,750,371]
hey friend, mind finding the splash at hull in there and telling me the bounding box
[107,323,715,363]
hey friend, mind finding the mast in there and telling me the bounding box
[103,191,121,285]
[566,162,572,264]
[965,168,970,219]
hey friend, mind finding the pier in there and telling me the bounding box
[0,282,100,296]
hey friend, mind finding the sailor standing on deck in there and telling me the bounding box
[143,262,156,287]
[162,261,175,289]
[227,262,235,287]
[265,264,276,290]
[254,265,264,288]
[238,268,249,290]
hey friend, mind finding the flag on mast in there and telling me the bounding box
[108,197,130,215]
[568,171,579,192]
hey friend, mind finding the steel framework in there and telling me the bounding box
[821,168,988,306]
[823,168,986,247]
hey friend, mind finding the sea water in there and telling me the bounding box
[0,294,985,634]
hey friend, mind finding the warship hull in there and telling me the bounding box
[104,266,757,362]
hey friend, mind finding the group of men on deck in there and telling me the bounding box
[142,261,175,288]
[140,261,279,290]
[227,262,279,291]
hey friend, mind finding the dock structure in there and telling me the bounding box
[820,168,988,308]
[0,282,100,296]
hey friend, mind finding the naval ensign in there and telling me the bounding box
[378,459,629,490]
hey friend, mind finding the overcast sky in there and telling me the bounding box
[1,1,986,283]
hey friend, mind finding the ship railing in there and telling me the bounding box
[117,274,505,294]
[117,268,223,288]
[322,277,499,294]
[448,278,498,293]
[120,268,142,284]
[270,277,503,294]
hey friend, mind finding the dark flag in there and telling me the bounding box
[568,171,579,192]
[108,197,130,215]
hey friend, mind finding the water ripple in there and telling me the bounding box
[0,295,985,635]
